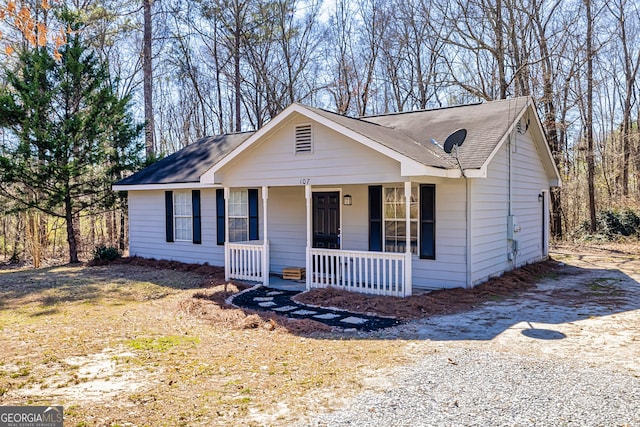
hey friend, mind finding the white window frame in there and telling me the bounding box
[173,191,192,242]
[383,185,418,255]
[228,189,249,242]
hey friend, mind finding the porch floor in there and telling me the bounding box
[236,274,306,292]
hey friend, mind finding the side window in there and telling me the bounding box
[223,189,259,243]
[166,190,201,244]
[173,191,193,241]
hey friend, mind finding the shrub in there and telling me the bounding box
[578,208,640,240]
[92,245,121,262]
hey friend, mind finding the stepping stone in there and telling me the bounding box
[258,301,278,307]
[340,316,369,325]
[254,297,273,302]
[313,313,341,320]
[272,305,297,312]
[292,309,317,316]
[266,291,284,296]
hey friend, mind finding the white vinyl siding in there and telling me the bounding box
[412,179,467,289]
[267,186,307,274]
[173,191,192,241]
[128,189,224,266]
[216,116,403,187]
[470,128,549,286]
[511,129,549,264]
[470,140,510,285]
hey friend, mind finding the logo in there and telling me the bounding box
[0,406,63,427]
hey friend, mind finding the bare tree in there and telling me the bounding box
[584,0,597,232]
[607,0,640,196]
[326,0,356,114]
[528,0,580,239]
[143,0,155,158]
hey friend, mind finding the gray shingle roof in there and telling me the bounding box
[115,97,532,186]
[115,132,253,185]
[361,97,530,169]
[303,105,457,169]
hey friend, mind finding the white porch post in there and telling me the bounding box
[305,184,312,290]
[224,186,230,282]
[262,186,269,286]
[404,181,413,296]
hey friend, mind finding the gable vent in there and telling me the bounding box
[295,124,313,154]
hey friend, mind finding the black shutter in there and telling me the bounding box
[216,189,225,245]
[368,185,382,251]
[192,190,201,244]
[248,189,259,240]
[420,184,435,259]
[165,191,174,242]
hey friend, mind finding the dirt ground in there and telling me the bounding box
[1,243,639,426]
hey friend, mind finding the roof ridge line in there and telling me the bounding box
[359,101,483,119]
[300,103,459,169]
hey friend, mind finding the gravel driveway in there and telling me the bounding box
[303,249,640,426]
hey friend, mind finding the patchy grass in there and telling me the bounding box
[1,252,604,426]
[125,335,200,352]
[0,260,411,426]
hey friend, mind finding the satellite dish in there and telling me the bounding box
[443,128,467,154]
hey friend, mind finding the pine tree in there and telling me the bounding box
[0,13,143,263]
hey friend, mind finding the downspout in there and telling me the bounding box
[452,146,471,288]
[465,177,472,288]
[508,130,518,267]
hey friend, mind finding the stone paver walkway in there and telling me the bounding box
[230,286,401,331]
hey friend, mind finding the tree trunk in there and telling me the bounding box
[495,0,508,99]
[531,3,564,239]
[213,14,224,133]
[143,0,155,159]
[65,194,79,263]
[10,213,23,263]
[234,7,242,132]
[119,208,126,252]
[585,0,597,233]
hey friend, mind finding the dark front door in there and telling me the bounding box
[313,192,340,249]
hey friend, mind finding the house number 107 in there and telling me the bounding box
[299,178,311,185]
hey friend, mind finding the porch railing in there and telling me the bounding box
[225,240,269,286]
[307,248,412,297]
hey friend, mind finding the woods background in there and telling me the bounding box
[1,0,639,265]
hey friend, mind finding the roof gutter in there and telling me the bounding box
[112,182,222,191]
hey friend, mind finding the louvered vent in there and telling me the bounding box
[295,124,313,154]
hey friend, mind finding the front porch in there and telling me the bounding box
[222,183,415,297]
[226,243,412,297]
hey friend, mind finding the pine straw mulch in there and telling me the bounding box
[97,256,566,330]
[95,255,227,277]
[293,259,566,321]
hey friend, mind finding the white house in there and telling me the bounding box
[113,96,561,297]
